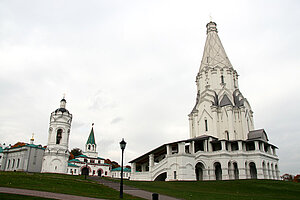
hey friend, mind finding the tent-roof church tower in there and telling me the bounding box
[189,21,253,140]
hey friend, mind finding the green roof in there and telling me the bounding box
[0,147,3,153]
[75,155,87,158]
[111,167,131,172]
[69,159,81,162]
[86,127,96,145]
[4,144,45,150]
[68,163,80,167]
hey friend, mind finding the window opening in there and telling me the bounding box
[56,129,62,144]
[205,120,208,131]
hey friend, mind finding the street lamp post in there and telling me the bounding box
[85,160,88,180]
[119,138,127,199]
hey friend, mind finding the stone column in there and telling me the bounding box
[166,145,171,155]
[227,142,232,152]
[238,141,243,151]
[268,146,272,154]
[226,106,234,138]
[211,106,218,136]
[178,142,185,154]
[221,161,229,180]
[189,141,195,154]
[149,154,154,171]
[221,141,226,151]
[260,142,264,152]
[256,163,264,179]
[132,163,136,174]
[207,138,213,152]
[203,168,209,180]
[254,141,259,151]
[238,160,247,179]
[240,107,247,140]
[204,140,208,152]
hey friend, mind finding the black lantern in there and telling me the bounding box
[119,138,126,199]
[120,138,127,150]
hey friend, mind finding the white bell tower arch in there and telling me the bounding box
[41,97,72,174]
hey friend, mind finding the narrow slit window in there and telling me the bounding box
[221,75,224,84]
[205,120,208,131]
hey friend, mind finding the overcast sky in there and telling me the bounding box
[0,0,299,175]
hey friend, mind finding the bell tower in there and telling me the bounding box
[41,97,72,174]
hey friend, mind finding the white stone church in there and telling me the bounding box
[41,98,111,177]
[129,21,280,181]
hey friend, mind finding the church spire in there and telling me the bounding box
[199,21,232,71]
[86,123,96,145]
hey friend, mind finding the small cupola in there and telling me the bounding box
[60,98,66,109]
[206,21,218,34]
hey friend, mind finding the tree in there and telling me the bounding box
[104,159,120,169]
[69,152,75,160]
[70,148,83,157]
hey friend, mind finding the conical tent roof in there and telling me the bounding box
[199,21,232,71]
[86,127,96,145]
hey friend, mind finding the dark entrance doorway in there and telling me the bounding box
[98,170,102,177]
[214,162,222,180]
[233,162,239,180]
[249,162,257,179]
[195,162,205,181]
[81,167,89,176]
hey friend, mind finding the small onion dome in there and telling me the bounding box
[54,107,70,114]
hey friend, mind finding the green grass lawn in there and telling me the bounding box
[0,171,141,200]
[123,179,300,200]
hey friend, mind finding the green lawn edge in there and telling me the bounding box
[0,172,141,200]
[123,179,300,200]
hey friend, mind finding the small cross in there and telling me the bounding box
[209,13,213,22]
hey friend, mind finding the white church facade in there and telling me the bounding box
[67,125,112,177]
[129,21,280,181]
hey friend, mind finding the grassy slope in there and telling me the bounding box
[124,179,300,200]
[0,172,141,200]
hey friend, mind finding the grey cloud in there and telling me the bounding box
[111,117,123,124]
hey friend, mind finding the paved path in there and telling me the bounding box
[89,177,181,200]
[0,187,105,200]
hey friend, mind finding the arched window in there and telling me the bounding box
[7,159,11,169]
[56,129,63,144]
[12,159,15,168]
[17,159,20,168]
[88,144,91,150]
[221,75,224,84]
